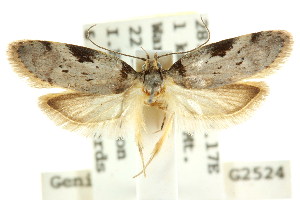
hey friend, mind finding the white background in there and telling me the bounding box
[0,0,299,199]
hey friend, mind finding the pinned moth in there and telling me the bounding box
[8,25,292,177]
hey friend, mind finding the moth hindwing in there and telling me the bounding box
[8,30,292,176]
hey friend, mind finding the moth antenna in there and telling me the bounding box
[158,17,210,59]
[140,46,150,60]
[86,25,146,61]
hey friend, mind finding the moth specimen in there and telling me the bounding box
[8,29,292,176]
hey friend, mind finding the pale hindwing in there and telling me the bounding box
[8,40,137,94]
[39,86,144,137]
[167,31,292,90]
[164,81,267,133]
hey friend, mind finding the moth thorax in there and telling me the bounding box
[143,70,164,104]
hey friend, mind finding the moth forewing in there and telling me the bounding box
[166,30,292,90]
[8,40,137,94]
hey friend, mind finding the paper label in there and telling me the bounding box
[41,170,92,200]
[83,13,223,200]
[223,161,291,199]
[178,131,225,200]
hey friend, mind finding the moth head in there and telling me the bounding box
[142,52,162,71]
[142,53,164,104]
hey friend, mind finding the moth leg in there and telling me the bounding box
[153,113,166,134]
[135,118,146,177]
[133,113,174,178]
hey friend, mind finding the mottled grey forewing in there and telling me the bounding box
[166,31,292,89]
[9,40,137,94]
